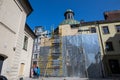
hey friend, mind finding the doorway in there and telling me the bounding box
[108,59,120,74]
[0,56,5,74]
[19,63,25,76]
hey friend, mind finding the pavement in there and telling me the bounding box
[24,77,120,80]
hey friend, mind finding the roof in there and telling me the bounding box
[104,10,120,14]
[60,19,79,25]
[64,9,74,16]
[104,10,120,20]
[25,24,37,39]
[66,9,73,12]
[71,20,120,28]
[18,0,33,16]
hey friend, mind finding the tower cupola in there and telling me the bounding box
[60,9,79,25]
[64,9,74,20]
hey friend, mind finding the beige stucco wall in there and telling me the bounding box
[97,22,120,76]
[0,0,33,80]
[0,22,15,77]
[99,22,120,55]
[18,32,34,78]
[0,0,23,34]
[59,24,73,36]
[59,24,95,36]
[40,37,51,47]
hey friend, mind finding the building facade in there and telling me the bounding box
[0,0,35,80]
[32,26,49,76]
[97,21,120,77]
[59,9,120,78]
[40,9,120,78]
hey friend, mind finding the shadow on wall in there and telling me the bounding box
[103,33,120,77]
[87,53,103,78]
[65,43,87,77]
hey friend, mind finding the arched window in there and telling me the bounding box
[68,13,71,19]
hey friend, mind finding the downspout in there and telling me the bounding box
[96,21,105,78]
[97,21,105,55]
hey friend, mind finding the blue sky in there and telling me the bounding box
[27,0,120,31]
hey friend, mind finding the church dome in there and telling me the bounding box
[60,9,79,25]
[64,9,74,16]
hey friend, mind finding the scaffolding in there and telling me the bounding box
[39,27,102,78]
[44,27,63,77]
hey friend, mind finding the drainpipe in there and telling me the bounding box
[96,21,105,78]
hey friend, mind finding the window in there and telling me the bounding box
[102,26,109,34]
[43,34,45,36]
[91,27,96,33]
[38,38,41,43]
[116,25,120,32]
[34,38,37,43]
[37,46,40,50]
[106,42,114,51]
[34,54,38,59]
[34,45,36,51]
[68,13,71,19]
[23,36,28,50]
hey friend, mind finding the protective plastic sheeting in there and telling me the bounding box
[62,34,102,78]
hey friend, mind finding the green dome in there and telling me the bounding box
[60,19,79,25]
[64,9,74,15]
[66,9,73,12]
